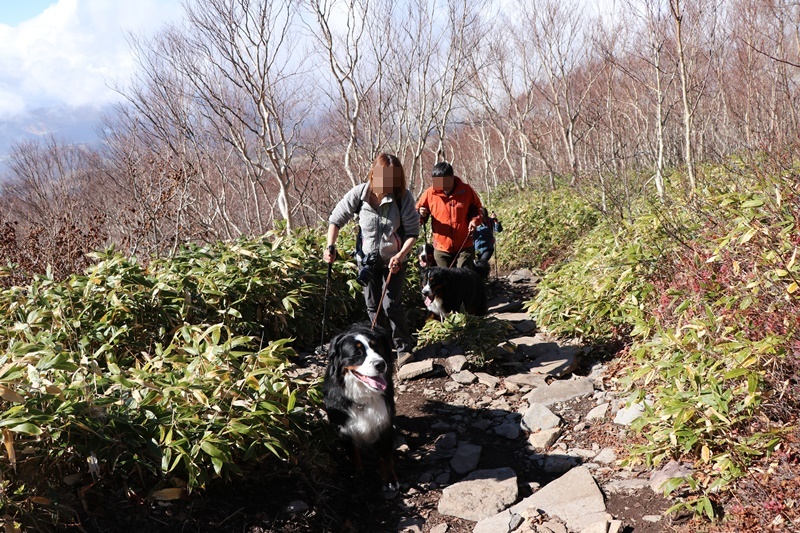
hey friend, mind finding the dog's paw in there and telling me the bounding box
[382,482,400,500]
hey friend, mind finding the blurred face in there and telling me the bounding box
[374,165,402,195]
[433,175,454,192]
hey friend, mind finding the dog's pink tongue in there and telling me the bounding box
[424,296,432,306]
[356,372,387,391]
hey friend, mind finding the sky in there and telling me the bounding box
[0,0,183,118]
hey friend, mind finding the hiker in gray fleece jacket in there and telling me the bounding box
[324,153,420,357]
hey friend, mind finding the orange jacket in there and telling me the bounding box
[416,176,483,253]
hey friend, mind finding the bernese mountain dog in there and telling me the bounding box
[417,242,435,268]
[322,323,399,495]
[421,266,488,319]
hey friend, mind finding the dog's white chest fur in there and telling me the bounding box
[341,374,391,446]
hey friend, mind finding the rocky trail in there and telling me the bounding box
[271,270,695,533]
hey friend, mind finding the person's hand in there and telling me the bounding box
[323,245,337,263]
[419,206,429,224]
[388,253,403,273]
[468,220,478,234]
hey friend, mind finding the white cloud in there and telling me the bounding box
[0,0,182,118]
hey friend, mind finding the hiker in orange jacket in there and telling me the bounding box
[416,162,483,269]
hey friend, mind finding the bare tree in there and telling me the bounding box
[117,0,310,236]
[523,0,603,183]
[307,0,390,188]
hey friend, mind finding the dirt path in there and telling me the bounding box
[266,272,678,533]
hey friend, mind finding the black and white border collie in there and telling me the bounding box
[421,266,488,319]
[322,323,399,494]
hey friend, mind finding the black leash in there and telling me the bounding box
[319,262,333,353]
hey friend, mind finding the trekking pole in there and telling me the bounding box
[494,227,499,280]
[371,270,394,331]
[318,262,333,353]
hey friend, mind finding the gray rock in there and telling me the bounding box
[471,418,492,431]
[521,403,561,432]
[430,524,449,533]
[450,442,482,474]
[494,311,532,322]
[438,467,519,521]
[509,335,560,360]
[585,403,609,421]
[506,372,548,388]
[445,355,468,373]
[473,509,524,533]
[537,522,567,533]
[435,432,458,451]
[494,422,520,440]
[508,269,535,283]
[528,428,562,451]
[608,519,624,533]
[543,455,574,473]
[613,401,648,426]
[488,298,524,314]
[452,370,478,384]
[397,359,435,380]
[526,345,581,377]
[525,377,594,406]
[593,448,617,464]
[579,521,609,533]
[475,372,500,388]
[604,478,651,494]
[510,466,606,532]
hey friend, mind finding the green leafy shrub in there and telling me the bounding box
[524,210,673,344]
[619,175,800,518]
[0,230,371,524]
[416,314,513,366]
[490,187,600,272]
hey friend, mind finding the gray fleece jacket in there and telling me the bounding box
[329,183,420,263]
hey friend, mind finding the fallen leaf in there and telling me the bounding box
[151,488,187,501]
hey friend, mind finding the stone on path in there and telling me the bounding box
[437,467,519,522]
[585,403,609,421]
[494,312,537,334]
[613,400,651,426]
[505,372,547,389]
[445,355,468,373]
[472,509,524,533]
[452,370,477,384]
[520,403,561,433]
[528,427,562,451]
[593,447,617,464]
[524,377,595,406]
[493,421,520,440]
[508,269,535,283]
[450,442,482,474]
[505,337,581,378]
[509,466,606,532]
[488,297,524,314]
[475,372,500,389]
[397,359,435,380]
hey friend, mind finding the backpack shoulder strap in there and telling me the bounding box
[354,183,369,219]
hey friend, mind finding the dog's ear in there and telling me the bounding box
[371,325,395,365]
[325,333,346,381]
